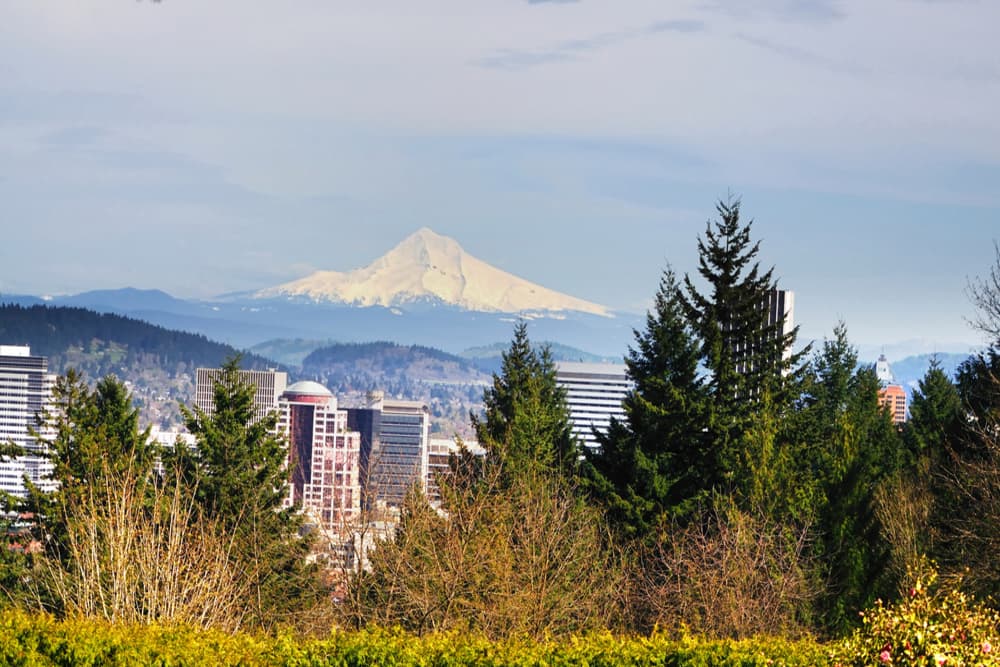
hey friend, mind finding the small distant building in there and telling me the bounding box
[0,345,56,498]
[879,384,908,426]
[347,393,430,510]
[874,354,907,425]
[555,361,631,451]
[426,437,483,505]
[194,367,287,424]
[278,381,362,535]
[875,354,895,385]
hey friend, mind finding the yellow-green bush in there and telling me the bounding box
[0,610,830,666]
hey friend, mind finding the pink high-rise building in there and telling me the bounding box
[278,381,361,535]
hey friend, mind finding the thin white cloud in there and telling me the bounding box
[700,0,845,23]
[733,32,867,75]
[476,19,706,69]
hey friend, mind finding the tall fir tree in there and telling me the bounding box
[953,348,1000,458]
[678,198,805,488]
[172,356,323,629]
[471,321,577,481]
[581,268,711,536]
[794,325,903,632]
[927,346,1000,598]
[23,371,155,550]
[4,371,155,610]
[905,357,961,466]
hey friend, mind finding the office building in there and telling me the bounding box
[0,346,56,498]
[426,437,483,505]
[194,367,287,424]
[875,354,907,425]
[278,381,361,534]
[734,289,796,375]
[555,361,631,451]
[879,384,908,426]
[347,393,430,509]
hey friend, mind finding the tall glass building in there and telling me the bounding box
[348,394,429,509]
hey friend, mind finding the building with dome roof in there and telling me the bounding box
[279,381,361,534]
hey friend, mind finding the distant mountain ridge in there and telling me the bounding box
[253,228,611,317]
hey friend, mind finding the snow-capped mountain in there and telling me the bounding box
[254,227,612,318]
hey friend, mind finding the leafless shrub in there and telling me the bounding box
[638,502,815,639]
[339,458,625,639]
[30,462,252,632]
[933,418,1000,597]
[967,240,1000,343]
[874,470,934,594]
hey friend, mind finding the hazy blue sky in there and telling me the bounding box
[2,0,998,349]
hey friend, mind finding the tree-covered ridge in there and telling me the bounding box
[0,304,280,373]
[0,304,283,427]
[302,341,488,393]
[304,341,476,368]
[301,341,488,439]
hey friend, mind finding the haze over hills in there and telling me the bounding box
[0,228,632,354]
[253,228,612,318]
[3,228,978,360]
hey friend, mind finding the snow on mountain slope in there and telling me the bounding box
[254,228,611,317]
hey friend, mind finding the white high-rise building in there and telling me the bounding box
[0,345,56,498]
[555,361,631,451]
[194,367,287,424]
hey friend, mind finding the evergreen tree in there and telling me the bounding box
[24,371,155,549]
[795,326,904,632]
[172,356,322,629]
[678,198,805,487]
[347,324,622,636]
[905,357,961,465]
[953,348,1000,458]
[582,268,710,536]
[471,321,577,481]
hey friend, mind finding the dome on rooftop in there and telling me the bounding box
[283,380,333,397]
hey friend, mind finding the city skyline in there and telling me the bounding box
[2,1,998,349]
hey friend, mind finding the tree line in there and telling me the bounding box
[2,199,999,642]
[346,199,1000,639]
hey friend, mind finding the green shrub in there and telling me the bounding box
[831,561,1000,666]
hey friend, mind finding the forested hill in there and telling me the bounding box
[0,304,283,427]
[301,342,488,439]
[302,341,485,387]
[0,304,278,371]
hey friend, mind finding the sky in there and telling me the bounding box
[2,0,999,351]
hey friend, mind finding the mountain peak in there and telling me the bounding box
[390,227,461,261]
[254,228,611,317]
